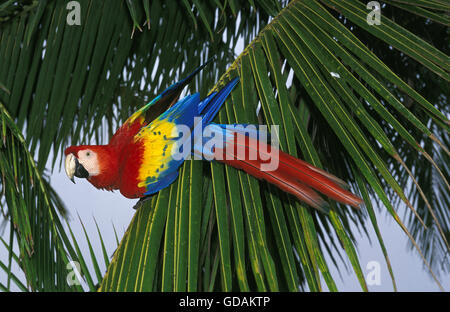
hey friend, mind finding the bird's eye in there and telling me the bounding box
[86,152,91,157]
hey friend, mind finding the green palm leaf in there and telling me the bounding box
[0,100,72,291]
[0,0,448,292]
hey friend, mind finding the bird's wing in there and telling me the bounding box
[132,94,201,195]
[111,59,214,146]
[129,77,239,196]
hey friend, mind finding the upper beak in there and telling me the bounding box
[65,153,90,183]
[65,153,77,183]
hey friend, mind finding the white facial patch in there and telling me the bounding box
[77,149,100,177]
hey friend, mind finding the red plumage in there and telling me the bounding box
[64,60,362,211]
[64,116,147,198]
[214,135,362,211]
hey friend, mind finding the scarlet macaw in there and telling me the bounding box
[64,60,362,212]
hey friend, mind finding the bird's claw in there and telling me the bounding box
[132,195,152,210]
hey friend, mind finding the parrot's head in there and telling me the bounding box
[63,145,119,189]
[64,145,119,190]
[64,145,103,183]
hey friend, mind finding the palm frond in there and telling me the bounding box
[0,100,71,291]
[98,0,448,291]
[0,0,448,291]
[0,0,279,171]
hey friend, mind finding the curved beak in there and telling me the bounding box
[65,154,76,183]
[65,153,89,183]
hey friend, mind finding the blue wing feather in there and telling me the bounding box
[137,76,240,195]
[153,58,214,105]
[143,170,180,195]
[198,77,239,124]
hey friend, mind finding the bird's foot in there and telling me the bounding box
[132,195,153,210]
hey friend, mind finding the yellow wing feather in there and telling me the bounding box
[134,119,180,188]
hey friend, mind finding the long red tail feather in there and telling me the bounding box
[214,135,363,211]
